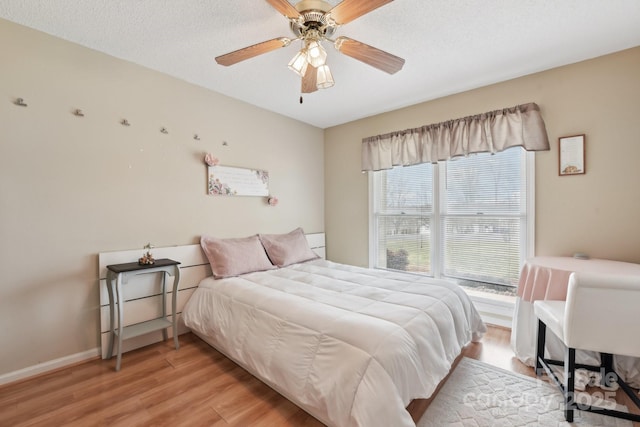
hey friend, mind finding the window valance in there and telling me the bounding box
[361,102,550,171]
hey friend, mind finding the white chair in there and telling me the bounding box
[534,271,640,423]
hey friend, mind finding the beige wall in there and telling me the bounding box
[0,19,324,376]
[324,47,640,267]
[2,15,639,380]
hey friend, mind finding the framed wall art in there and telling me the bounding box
[559,134,585,176]
[208,165,269,196]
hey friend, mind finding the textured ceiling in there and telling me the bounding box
[1,1,639,128]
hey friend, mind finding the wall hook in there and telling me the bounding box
[160,127,168,134]
[73,109,85,117]
[194,134,201,141]
[14,98,28,107]
[121,119,130,126]
[222,141,228,146]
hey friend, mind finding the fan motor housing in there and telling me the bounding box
[294,0,332,14]
[290,0,337,38]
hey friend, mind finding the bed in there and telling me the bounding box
[182,229,486,427]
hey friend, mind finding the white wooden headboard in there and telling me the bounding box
[97,233,325,359]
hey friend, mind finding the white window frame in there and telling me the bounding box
[368,151,535,272]
[368,151,535,326]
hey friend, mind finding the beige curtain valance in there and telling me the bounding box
[361,102,550,171]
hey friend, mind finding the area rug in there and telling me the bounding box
[418,357,632,427]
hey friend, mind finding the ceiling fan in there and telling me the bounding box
[215,0,405,94]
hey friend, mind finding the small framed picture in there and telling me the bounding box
[559,134,585,176]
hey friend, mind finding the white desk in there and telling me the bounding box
[511,256,640,387]
[105,258,181,371]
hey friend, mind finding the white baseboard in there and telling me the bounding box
[1,326,193,386]
[0,347,100,386]
[465,289,515,329]
[477,312,513,329]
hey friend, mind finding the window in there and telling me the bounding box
[371,148,533,292]
[373,163,434,273]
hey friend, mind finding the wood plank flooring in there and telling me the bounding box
[1,326,638,426]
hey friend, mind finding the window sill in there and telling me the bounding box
[463,288,515,329]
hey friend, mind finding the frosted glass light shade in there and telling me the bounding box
[288,50,308,77]
[316,64,334,89]
[306,40,327,67]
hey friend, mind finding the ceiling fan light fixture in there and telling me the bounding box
[288,49,309,77]
[306,40,327,67]
[316,64,334,89]
[217,0,405,95]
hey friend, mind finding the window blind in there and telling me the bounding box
[372,147,529,288]
[442,149,525,285]
[374,163,433,274]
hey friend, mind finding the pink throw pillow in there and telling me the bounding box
[200,234,275,279]
[259,228,319,267]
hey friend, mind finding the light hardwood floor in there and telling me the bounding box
[1,326,637,426]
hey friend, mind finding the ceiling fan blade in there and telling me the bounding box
[265,0,301,19]
[301,65,318,93]
[215,38,290,66]
[328,0,394,24]
[335,36,405,74]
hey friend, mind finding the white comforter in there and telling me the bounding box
[182,259,486,427]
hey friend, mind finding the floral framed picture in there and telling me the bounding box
[559,134,585,176]
[207,165,269,196]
